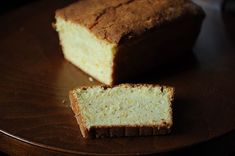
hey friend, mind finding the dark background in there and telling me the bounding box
[0,0,38,13]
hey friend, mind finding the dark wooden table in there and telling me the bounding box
[0,0,235,155]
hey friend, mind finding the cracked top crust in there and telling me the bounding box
[56,0,204,44]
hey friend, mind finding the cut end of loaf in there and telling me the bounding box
[69,84,174,138]
[55,16,117,85]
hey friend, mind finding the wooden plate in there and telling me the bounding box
[1,0,235,155]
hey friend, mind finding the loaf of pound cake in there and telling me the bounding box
[55,0,205,85]
[69,84,174,138]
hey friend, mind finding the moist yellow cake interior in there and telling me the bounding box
[74,85,172,129]
[56,17,117,85]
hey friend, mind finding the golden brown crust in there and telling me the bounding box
[69,84,174,138]
[69,90,90,138]
[110,14,204,85]
[80,125,172,138]
[55,0,205,44]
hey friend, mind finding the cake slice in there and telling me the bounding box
[55,0,205,85]
[69,84,174,138]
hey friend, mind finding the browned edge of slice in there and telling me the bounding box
[69,84,174,139]
[69,90,91,138]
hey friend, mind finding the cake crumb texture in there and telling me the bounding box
[69,84,174,138]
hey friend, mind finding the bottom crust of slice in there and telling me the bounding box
[76,117,171,139]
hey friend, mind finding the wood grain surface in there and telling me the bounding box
[0,0,235,155]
